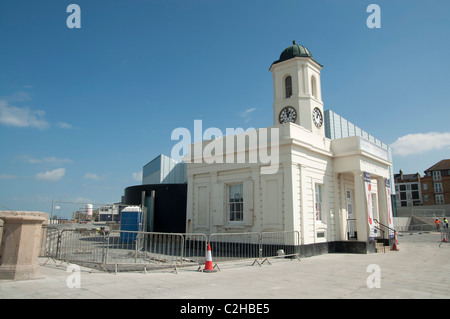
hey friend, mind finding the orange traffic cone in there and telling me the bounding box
[392,232,399,251]
[202,243,218,272]
[392,241,398,251]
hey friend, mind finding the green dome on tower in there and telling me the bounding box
[279,41,312,61]
[271,41,321,67]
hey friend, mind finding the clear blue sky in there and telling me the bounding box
[1,0,449,217]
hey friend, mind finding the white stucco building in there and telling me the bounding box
[184,42,395,254]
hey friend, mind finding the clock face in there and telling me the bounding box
[312,107,323,128]
[279,106,297,124]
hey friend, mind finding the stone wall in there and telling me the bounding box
[396,204,450,217]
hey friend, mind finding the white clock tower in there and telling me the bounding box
[269,41,325,136]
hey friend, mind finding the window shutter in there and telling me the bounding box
[212,183,224,226]
[243,179,254,226]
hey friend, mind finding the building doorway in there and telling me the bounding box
[345,187,356,239]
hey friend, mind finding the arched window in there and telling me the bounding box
[285,76,292,98]
[311,76,317,99]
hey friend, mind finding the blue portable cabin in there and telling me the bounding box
[120,206,142,244]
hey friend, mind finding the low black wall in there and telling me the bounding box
[206,240,376,260]
[328,241,376,254]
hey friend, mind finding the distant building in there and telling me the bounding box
[142,154,186,185]
[421,159,450,205]
[394,170,422,207]
[98,203,121,222]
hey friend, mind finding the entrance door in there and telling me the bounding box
[345,187,356,239]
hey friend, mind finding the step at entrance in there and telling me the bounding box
[375,239,391,253]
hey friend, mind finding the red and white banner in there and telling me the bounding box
[385,178,395,238]
[364,172,375,239]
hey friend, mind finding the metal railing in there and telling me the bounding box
[58,228,107,266]
[39,227,301,273]
[40,226,61,260]
[105,231,185,272]
[105,231,208,273]
[260,231,300,263]
[40,227,208,273]
[209,231,300,267]
[209,232,260,265]
[374,219,395,239]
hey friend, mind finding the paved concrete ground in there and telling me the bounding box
[1,231,449,300]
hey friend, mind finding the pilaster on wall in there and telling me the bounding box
[335,173,345,241]
[298,164,311,245]
[353,171,369,242]
[186,174,194,233]
[376,177,388,230]
[283,163,301,234]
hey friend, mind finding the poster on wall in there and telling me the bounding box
[364,172,375,239]
[385,178,395,238]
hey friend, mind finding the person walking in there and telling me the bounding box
[435,218,441,230]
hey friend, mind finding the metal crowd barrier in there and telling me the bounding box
[105,231,187,273]
[209,231,300,267]
[209,232,260,264]
[260,231,301,263]
[39,227,300,273]
[39,227,208,273]
[58,228,107,266]
[39,226,61,260]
